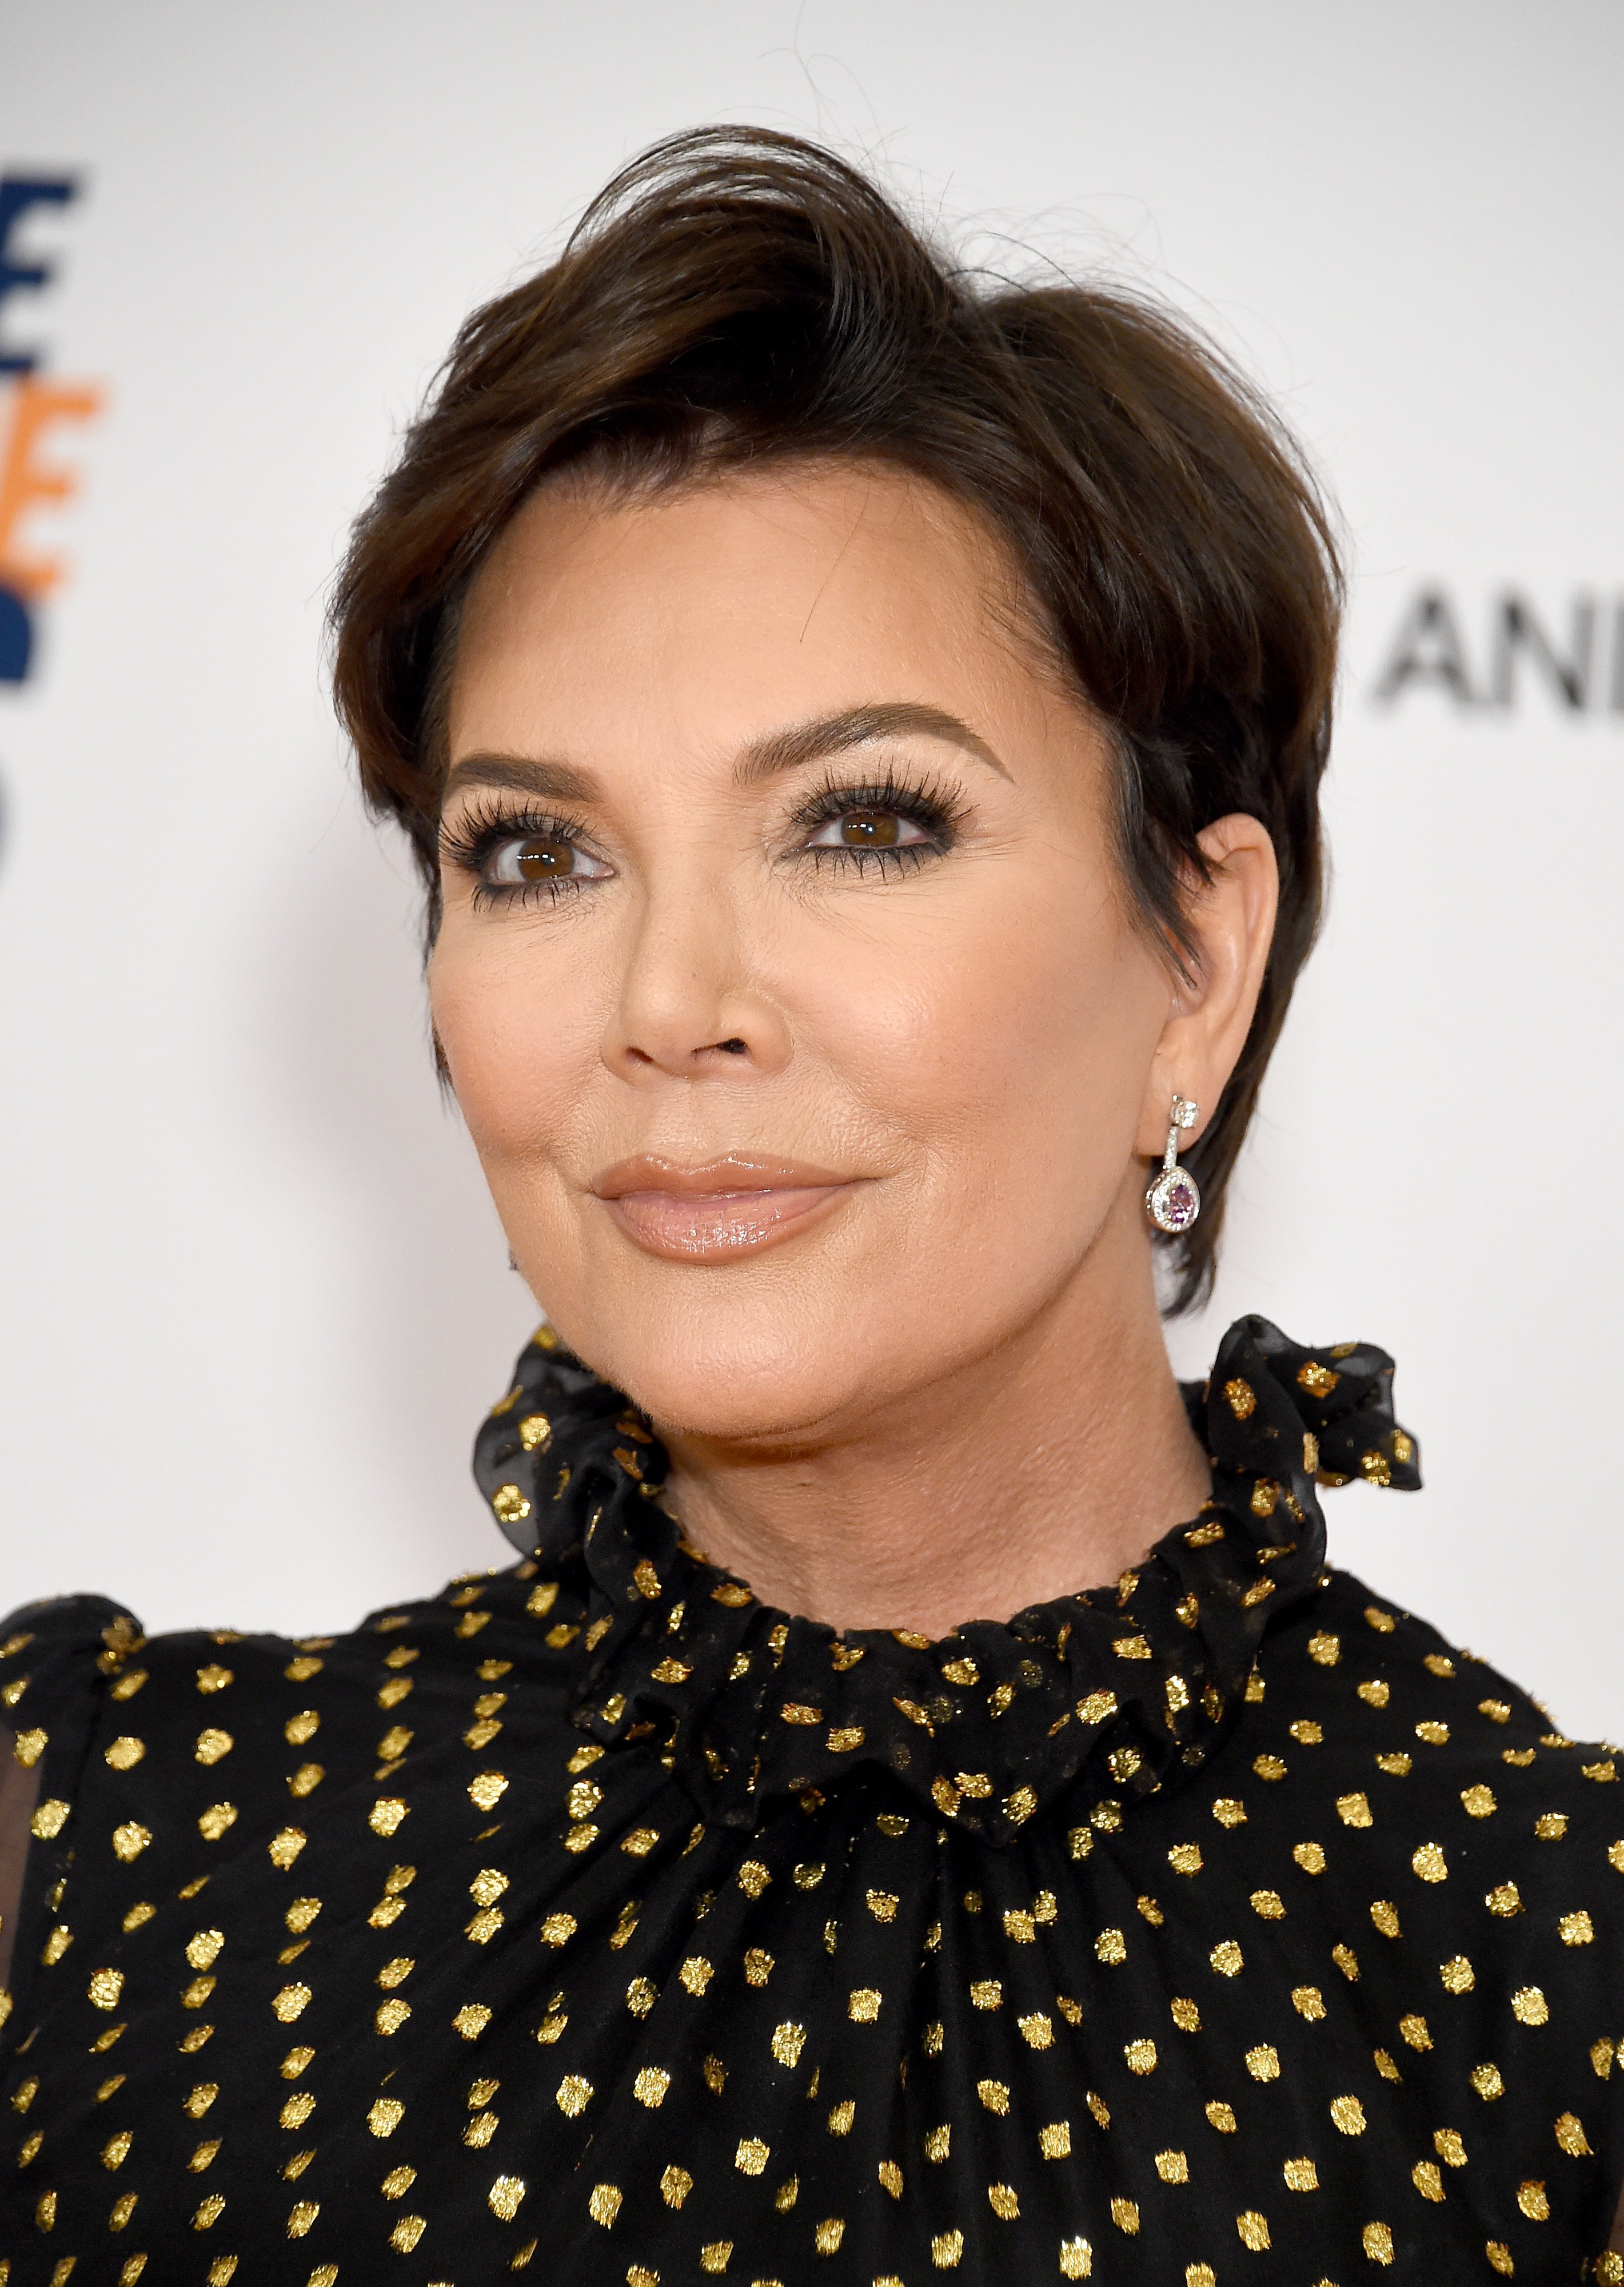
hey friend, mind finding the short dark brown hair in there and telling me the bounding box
[332,126,1340,1312]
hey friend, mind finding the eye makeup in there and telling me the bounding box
[438,794,608,908]
[438,758,971,907]
[788,762,969,875]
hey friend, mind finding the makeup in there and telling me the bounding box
[592,1154,860,1262]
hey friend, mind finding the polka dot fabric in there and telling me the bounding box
[2,1316,1621,2284]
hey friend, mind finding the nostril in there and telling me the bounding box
[713,1038,748,1057]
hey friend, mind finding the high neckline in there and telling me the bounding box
[473,1314,1419,1845]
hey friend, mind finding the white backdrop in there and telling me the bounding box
[3,1,1621,1738]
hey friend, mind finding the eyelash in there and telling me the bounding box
[437,765,969,906]
[789,766,967,874]
[438,795,599,909]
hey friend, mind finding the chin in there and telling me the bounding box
[532,1267,913,1447]
[592,1304,859,1443]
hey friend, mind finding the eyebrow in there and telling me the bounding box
[441,755,601,810]
[441,700,1009,813]
[734,702,1009,784]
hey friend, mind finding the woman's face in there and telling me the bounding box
[434,463,1183,1440]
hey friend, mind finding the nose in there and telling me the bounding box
[601,873,791,1087]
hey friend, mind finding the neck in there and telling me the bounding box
[659,1191,1210,1637]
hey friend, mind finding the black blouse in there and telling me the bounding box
[2,1315,1621,2285]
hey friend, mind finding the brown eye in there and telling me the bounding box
[513,836,574,880]
[839,811,900,848]
[804,801,936,862]
[477,830,612,891]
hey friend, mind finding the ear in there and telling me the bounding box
[1134,814,1279,1157]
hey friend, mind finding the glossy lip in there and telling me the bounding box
[591,1154,861,1263]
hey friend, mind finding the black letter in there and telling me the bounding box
[1372,589,1477,707]
[1490,593,1594,711]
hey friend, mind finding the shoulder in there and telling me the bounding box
[1259,1564,1617,1780]
[1248,1564,1623,1930]
[2,1591,143,1675]
[2,1557,572,1714]
[2,1558,581,1809]
[1,1557,580,1937]
[1,1593,144,1774]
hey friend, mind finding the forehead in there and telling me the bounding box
[446,461,1058,761]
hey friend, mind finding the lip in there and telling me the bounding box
[591,1154,860,1262]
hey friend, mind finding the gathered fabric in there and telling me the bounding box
[474,1314,1420,1844]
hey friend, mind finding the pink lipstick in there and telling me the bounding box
[592,1155,859,1262]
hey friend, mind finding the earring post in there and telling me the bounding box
[1147,1095,1202,1235]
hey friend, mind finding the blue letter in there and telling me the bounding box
[0,176,79,375]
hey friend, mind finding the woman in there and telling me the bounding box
[2,128,1619,2285]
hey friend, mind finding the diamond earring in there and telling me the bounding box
[1145,1094,1201,1233]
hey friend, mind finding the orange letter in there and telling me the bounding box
[0,374,105,595]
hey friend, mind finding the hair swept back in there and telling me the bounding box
[331,125,1342,1313]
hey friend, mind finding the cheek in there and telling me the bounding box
[428,928,602,1167]
[793,879,1168,1190]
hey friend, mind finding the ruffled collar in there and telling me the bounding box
[474,1315,1419,1845]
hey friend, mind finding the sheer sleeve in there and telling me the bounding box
[0,1720,41,1994]
[0,1594,140,2018]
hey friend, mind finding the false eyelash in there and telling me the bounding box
[789,764,969,870]
[438,794,583,873]
[438,795,597,903]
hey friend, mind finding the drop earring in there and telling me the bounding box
[1145,1094,1201,1233]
